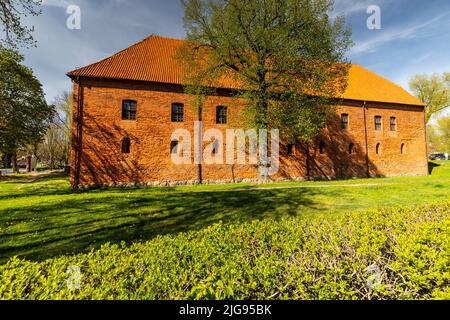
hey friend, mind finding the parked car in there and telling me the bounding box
[429,153,447,160]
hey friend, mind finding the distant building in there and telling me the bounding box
[67,35,428,189]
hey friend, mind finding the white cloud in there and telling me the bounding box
[41,0,72,8]
[350,11,450,56]
[331,0,392,18]
[411,52,432,64]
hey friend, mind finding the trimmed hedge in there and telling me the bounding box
[0,202,449,300]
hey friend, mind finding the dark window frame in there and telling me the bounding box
[121,137,131,154]
[341,113,349,129]
[171,103,184,122]
[216,106,228,124]
[287,144,295,155]
[401,143,405,155]
[375,116,382,131]
[319,141,325,154]
[122,100,137,120]
[349,143,355,155]
[376,143,381,155]
[390,116,397,131]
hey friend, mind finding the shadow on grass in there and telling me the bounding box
[0,172,72,200]
[0,175,328,263]
[428,162,440,174]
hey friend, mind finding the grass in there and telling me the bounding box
[0,161,449,264]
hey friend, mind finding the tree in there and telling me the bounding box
[38,123,64,169]
[0,45,54,172]
[428,116,450,153]
[180,0,352,180]
[37,91,72,169]
[0,0,41,48]
[51,91,72,166]
[409,73,450,123]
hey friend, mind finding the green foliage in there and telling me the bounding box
[0,0,41,48]
[409,73,450,123]
[427,116,450,153]
[180,0,352,142]
[0,202,448,300]
[1,161,449,264]
[0,45,54,161]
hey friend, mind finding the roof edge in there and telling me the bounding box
[66,75,425,108]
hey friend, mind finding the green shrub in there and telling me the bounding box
[0,202,449,300]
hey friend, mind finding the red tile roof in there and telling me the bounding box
[68,35,425,107]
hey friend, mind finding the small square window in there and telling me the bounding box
[390,117,396,131]
[171,103,184,122]
[216,106,228,124]
[122,100,137,120]
[341,114,349,129]
[375,116,382,130]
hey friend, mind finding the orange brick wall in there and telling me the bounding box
[71,78,428,188]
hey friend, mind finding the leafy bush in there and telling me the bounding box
[0,202,449,300]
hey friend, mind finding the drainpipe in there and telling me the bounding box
[423,106,429,175]
[197,101,203,184]
[362,101,370,178]
[73,77,84,190]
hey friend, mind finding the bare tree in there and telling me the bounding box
[0,0,42,48]
[37,91,72,169]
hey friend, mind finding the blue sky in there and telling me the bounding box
[19,0,450,112]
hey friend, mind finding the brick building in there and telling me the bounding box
[67,35,428,189]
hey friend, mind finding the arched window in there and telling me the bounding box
[170,140,179,154]
[212,140,219,155]
[319,141,325,154]
[122,100,137,120]
[121,137,131,154]
[287,144,294,155]
[376,143,381,155]
[401,143,405,155]
[216,106,228,124]
[349,143,355,155]
[171,103,184,122]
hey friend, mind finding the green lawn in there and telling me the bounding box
[0,161,449,264]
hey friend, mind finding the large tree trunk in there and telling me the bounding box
[4,154,11,169]
[256,95,270,183]
[26,156,32,173]
[258,132,270,184]
[12,152,18,174]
